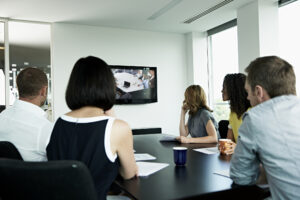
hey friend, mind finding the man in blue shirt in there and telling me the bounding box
[230,56,300,200]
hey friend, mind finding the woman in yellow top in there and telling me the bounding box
[221,73,251,154]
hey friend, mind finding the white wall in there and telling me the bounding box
[51,23,188,135]
[186,32,209,93]
[237,1,260,72]
[237,0,279,72]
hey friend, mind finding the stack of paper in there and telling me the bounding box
[134,153,156,161]
[193,147,219,154]
[137,162,169,176]
[213,169,230,178]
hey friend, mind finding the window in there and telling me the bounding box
[279,0,300,95]
[0,20,52,119]
[208,22,239,122]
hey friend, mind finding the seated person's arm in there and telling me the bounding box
[111,120,138,179]
[226,128,234,141]
[179,123,189,137]
[179,103,189,137]
[222,128,237,155]
[187,120,218,143]
[230,116,260,185]
[177,120,218,143]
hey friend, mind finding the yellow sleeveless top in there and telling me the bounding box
[229,109,250,142]
[228,112,242,142]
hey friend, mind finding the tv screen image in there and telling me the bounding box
[110,65,157,104]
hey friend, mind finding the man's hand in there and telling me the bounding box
[223,141,236,155]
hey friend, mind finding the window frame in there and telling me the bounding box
[206,19,238,121]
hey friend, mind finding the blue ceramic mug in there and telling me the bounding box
[173,147,187,166]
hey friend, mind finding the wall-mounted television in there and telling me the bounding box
[109,65,157,104]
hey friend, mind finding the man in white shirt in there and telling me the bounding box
[0,67,53,161]
[230,56,300,200]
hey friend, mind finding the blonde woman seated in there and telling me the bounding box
[177,85,220,143]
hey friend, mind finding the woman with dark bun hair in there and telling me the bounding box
[47,56,138,200]
[221,73,251,154]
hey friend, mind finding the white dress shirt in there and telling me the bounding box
[0,100,53,161]
[230,95,300,200]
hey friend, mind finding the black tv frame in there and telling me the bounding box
[109,65,157,104]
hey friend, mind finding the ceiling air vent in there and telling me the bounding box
[183,0,234,24]
[148,0,183,20]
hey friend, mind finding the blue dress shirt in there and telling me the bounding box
[230,95,300,200]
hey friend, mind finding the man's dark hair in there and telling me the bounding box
[223,73,250,119]
[65,56,115,111]
[246,56,296,98]
[17,67,48,98]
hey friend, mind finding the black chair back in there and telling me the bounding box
[218,120,229,139]
[0,105,5,113]
[0,141,23,160]
[132,127,162,135]
[0,159,98,200]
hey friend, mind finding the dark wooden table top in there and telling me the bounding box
[115,134,234,200]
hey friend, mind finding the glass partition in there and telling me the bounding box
[0,22,5,112]
[7,21,52,119]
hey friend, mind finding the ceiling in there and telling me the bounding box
[0,0,256,34]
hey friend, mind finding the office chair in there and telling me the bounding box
[0,141,23,160]
[132,127,162,135]
[0,159,98,200]
[0,105,5,113]
[218,120,229,139]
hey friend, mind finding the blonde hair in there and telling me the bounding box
[184,85,212,116]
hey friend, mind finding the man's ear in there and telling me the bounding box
[255,85,270,103]
[40,86,48,97]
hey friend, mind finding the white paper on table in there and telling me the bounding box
[213,169,230,178]
[193,147,219,154]
[159,134,177,142]
[137,162,169,176]
[134,153,156,161]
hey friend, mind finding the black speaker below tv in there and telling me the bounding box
[109,65,157,104]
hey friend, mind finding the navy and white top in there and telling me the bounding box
[187,108,220,139]
[47,115,119,200]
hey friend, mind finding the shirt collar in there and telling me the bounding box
[13,100,47,118]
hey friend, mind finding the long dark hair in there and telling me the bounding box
[223,73,250,119]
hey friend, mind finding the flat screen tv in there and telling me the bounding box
[109,65,157,104]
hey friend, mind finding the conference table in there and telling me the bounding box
[115,134,236,200]
[115,134,269,200]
